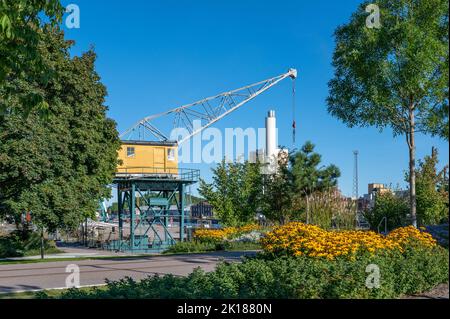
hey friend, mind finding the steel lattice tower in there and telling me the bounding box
[353,150,359,200]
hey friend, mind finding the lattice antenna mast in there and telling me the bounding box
[353,150,359,200]
[120,69,298,145]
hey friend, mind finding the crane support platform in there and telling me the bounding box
[104,168,199,253]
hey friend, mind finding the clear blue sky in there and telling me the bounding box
[61,0,448,198]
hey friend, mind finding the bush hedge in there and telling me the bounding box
[163,241,260,254]
[0,231,61,258]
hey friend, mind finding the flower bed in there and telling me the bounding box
[260,222,437,259]
[193,224,262,243]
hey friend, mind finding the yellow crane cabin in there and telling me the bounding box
[116,141,178,175]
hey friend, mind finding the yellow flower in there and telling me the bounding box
[194,224,262,242]
[260,222,436,260]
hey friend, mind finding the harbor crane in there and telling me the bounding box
[106,69,298,253]
[120,68,298,145]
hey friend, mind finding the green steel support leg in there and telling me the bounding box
[118,187,123,248]
[130,183,136,250]
[179,184,185,242]
[164,191,168,242]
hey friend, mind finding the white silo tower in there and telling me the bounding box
[265,110,277,160]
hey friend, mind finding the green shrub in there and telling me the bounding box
[43,243,448,299]
[214,241,260,251]
[363,192,410,231]
[0,231,61,258]
[163,241,216,254]
[163,240,261,254]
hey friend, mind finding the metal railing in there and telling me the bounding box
[115,167,200,182]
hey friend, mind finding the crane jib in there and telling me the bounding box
[120,68,298,145]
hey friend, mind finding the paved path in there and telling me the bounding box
[0,251,256,294]
[0,245,138,261]
[403,283,449,299]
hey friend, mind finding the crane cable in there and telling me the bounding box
[292,77,296,147]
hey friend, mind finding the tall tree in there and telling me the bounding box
[0,0,64,115]
[289,141,341,223]
[199,159,263,226]
[0,26,121,234]
[290,141,341,195]
[262,151,295,225]
[327,0,449,227]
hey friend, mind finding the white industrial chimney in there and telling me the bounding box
[265,110,277,159]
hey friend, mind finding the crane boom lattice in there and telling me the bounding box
[120,69,297,145]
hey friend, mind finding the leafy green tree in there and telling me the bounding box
[199,159,263,226]
[414,148,449,225]
[201,143,341,226]
[327,0,449,227]
[0,0,64,115]
[290,141,341,195]
[363,192,410,232]
[0,26,121,235]
[262,151,295,225]
[289,141,341,222]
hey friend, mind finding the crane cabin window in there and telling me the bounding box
[167,148,175,161]
[127,147,135,157]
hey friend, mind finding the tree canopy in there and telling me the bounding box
[0,0,64,115]
[263,142,341,224]
[200,142,341,226]
[199,159,262,226]
[327,0,449,226]
[0,26,121,233]
[290,141,341,195]
[328,0,448,139]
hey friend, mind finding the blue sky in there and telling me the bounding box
[61,0,448,198]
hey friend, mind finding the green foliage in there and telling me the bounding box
[199,141,341,226]
[263,142,341,225]
[364,148,448,230]
[261,151,295,224]
[327,0,449,226]
[0,0,64,114]
[45,245,449,299]
[415,148,449,225]
[214,241,261,251]
[163,241,217,254]
[363,192,410,231]
[327,0,448,139]
[163,241,261,254]
[0,27,121,232]
[199,159,263,226]
[0,232,61,258]
[308,190,356,230]
[290,141,341,195]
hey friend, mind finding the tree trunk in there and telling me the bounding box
[306,195,310,224]
[40,227,44,260]
[408,107,417,228]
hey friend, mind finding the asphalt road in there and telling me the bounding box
[0,251,256,294]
